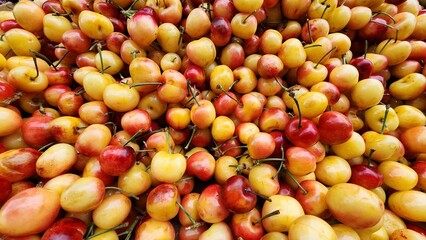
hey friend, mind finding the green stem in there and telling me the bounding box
[314,46,337,68]
[252,210,280,225]
[104,186,140,200]
[86,222,129,239]
[380,104,390,134]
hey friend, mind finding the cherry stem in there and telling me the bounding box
[165,128,172,154]
[320,4,330,19]
[129,82,163,88]
[229,164,246,175]
[314,46,337,69]
[364,40,368,59]
[303,44,322,49]
[184,125,197,150]
[53,49,70,69]
[372,11,396,24]
[243,10,256,24]
[244,188,272,202]
[97,43,105,74]
[218,145,247,157]
[212,135,239,151]
[292,92,303,129]
[131,50,140,60]
[370,20,395,29]
[367,148,376,167]
[121,216,142,240]
[342,53,347,64]
[216,84,242,106]
[30,50,56,71]
[254,157,284,165]
[38,142,56,152]
[176,201,201,229]
[380,104,390,134]
[134,149,156,153]
[187,81,200,106]
[30,55,40,80]
[252,210,280,225]
[378,38,393,54]
[284,167,308,195]
[123,129,143,146]
[306,18,313,43]
[75,88,86,96]
[103,122,117,136]
[273,145,285,179]
[176,176,194,183]
[104,186,140,200]
[86,222,129,239]
[178,26,185,46]
[38,101,46,115]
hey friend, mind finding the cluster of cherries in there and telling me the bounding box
[0,0,426,239]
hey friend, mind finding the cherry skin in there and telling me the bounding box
[98,145,136,176]
[349,164,384,190]
[350,57,373,80]
[221,174,257,214]
[285,117,320,148]
[317,111,353,146]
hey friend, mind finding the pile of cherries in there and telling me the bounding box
[0,0,426,239]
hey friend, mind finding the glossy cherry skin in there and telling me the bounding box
[317,111,353,146]
[349,164,384,190]
[98,145,136,176]
[285,117,320,148]
[221,174,257,214]
[350,57,373,80]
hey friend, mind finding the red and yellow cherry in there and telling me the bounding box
[43,173,80,195]
[185,7,211,40]
[36,143,77,179]
[378,160,418,191]
[150,151,187,184]
[285,146,317,176]
[388,190,426,222]
[186,150,215,181]
[190,99,216,129]
[261,194,304,233]
[0,148,41,182]
[410,161,426,191]
[351,78,385,110]
[0,187,60,237]
[318,111,353,145]
[288,215,337,240]
[98,145,136,176]
[60,176,105,214]
[326,183,385,229]
[285,117,320,148]
[220,42,245,70]
[231,12,258,40]
[41,217,87,240]
[362,131,405,162]
[135,218,175,240]
[234,93,263,123]
[146,183,180,221]
[248,164,280,197]
[232,208,265,240]
[315,155,352,187]
[389,73,426,101]
[247,132,275,160]
[197,183,230,223]
[199,221,233,240]
[349,162,384,190]
[186,37,217,67]
[127,11,158,48]
[294,180,328,217]
[221,174,258,214]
